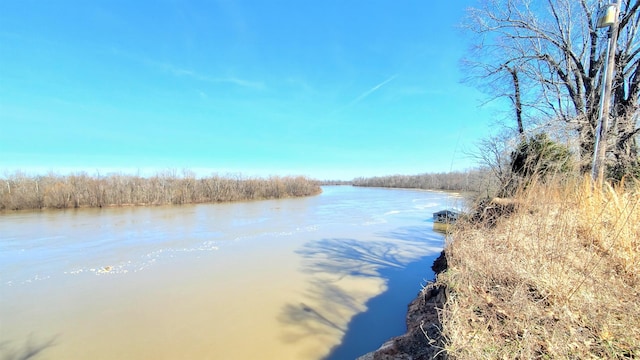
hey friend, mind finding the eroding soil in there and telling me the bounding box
[357,251,448,360]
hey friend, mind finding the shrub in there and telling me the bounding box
[510,133,573,180]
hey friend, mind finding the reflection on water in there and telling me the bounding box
[284,227,445,359]
[0,186,461,359]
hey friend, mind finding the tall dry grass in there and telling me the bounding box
[439,176,639,359]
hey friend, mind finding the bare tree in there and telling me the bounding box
[352,168,500,195]
[0,172,322,211]
[464,0,640,176]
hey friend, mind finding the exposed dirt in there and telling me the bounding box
[357,251,448,360]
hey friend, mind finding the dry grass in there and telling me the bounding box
[439,176,640,359]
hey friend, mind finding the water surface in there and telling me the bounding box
[0,186,461,359]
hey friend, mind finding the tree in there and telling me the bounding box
[464,0,640,177]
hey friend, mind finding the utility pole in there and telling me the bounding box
[592,1,621,184]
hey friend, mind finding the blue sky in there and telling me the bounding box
[0,1,496,180]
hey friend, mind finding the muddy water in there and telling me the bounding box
[0,186,461,359]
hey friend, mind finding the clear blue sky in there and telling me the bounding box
[0,1,496,180]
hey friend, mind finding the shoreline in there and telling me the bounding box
[357,251,448,360]
[0,173,321,212]
[0,192,321,214]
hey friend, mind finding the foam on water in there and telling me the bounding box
[2,211,325,286]
[0,186,460,360]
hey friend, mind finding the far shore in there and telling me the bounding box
[1,172,321,212]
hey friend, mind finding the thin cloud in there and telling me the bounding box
[111,48,265,90]
[221,77,265,89]
[397,85,447,96]
[285,77,315,93]
[328,74,398,116]
[156,61,266,90]
[347,74,398,106]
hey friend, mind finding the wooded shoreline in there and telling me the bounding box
[0,171,322,211]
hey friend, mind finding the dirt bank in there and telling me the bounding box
[357,251,448,360]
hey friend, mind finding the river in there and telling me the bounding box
[0,186,461,359]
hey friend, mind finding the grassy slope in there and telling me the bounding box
[439,177,639,359]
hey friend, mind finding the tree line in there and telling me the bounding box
[0,171,322,211]
[352,169,500,195]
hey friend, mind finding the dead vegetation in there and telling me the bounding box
[0,170,322,211]
[439,177,640,359]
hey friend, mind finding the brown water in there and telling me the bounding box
[0,186,460,359]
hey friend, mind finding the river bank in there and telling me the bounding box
[356,251,448,360]
[0,172,321,211]
[361,178,640,359]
